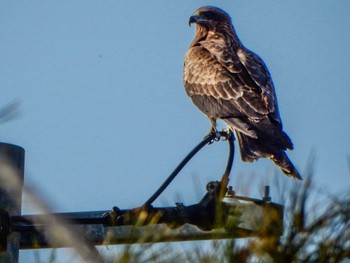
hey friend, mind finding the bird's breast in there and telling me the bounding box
[184,47,228,86]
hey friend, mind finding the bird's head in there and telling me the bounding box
[189,6,232,32]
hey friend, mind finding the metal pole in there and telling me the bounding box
[0,143,25,263]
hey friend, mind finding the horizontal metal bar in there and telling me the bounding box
[14,199,282,249]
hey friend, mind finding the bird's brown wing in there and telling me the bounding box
[236,48,282,126]
[184,45,270,137]
[184,43,293,147]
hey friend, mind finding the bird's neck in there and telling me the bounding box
[192,24,241,51]
[219,24,241,50]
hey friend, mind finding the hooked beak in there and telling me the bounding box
[188,15,208,26]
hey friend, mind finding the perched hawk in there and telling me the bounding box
[184,6,301,180]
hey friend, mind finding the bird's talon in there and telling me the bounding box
[203,129,219,144]
[220,129,232,141]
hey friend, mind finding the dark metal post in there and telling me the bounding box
[0,143,25,263]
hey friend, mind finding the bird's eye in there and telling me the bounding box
[201,11,214,19]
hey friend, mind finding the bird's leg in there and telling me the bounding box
[204,117,219,143]
[208,117,217,134]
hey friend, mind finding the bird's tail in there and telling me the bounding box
[270,151,302,180]
[235,131,302,180]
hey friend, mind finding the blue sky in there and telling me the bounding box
[1,1,350,262]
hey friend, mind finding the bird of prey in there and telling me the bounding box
[183,6,302,180]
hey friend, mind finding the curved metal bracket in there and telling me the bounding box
[143,130,235,207]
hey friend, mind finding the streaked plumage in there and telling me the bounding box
[184,6,301,179]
